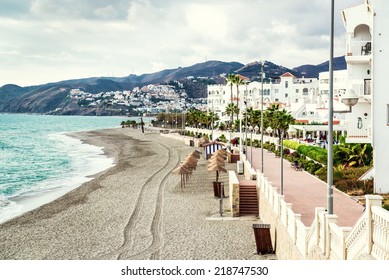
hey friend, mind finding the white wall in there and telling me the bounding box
[371,0,389,193]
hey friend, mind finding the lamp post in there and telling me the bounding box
[327,0,335,214]
[287,127,297,139]
[266,127,273,137]
[244,100,248,156]
[280,128,284,195]
[211,101,214,141]
[249,125,253,166]
[241,125,246,154]
[231,124,236,145]
[260,60,265,174]
[254,125,259,167]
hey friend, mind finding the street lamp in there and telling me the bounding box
[287,126,297,139]
[326,0,362,214]
[231,124,236,145]
[280,128,284,195]
[249,125,253,166]
[260,60,265,174]
[244,100,248,156]
[241,125,246,154]
[254,125,259,134]
[266,126,273,136]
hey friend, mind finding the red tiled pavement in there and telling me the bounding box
[245,146,365,227]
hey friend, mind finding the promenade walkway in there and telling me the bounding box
[245,146,364,227]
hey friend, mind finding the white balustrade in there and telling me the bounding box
[371,206,389,260]
[296,219,309,258]
[255,172,389,260]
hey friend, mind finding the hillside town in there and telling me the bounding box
[68,81,208,115]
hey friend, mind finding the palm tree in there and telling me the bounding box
[226,73,236,128]
[263,104,279,135]
[207,110,219,129]
[225,103,238,129]
[274,109,295,138]
[186,109,201,127]
[233,75,246,123]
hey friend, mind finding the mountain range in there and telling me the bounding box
[0,56,346,115]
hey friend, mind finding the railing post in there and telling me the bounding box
[325,214,338,259]
[342,227,352,260]
[365,195,383,255]
[294,214,302,244]
[315,207,326,247]
[284,203,292,228]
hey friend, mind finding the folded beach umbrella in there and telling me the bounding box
[185,154,199,162]
[207,161,227,183]
[208,154,226,163]
[191,150,202,159]
[198,137,209,147]
[182,159,197,171]
[172,165,193,189]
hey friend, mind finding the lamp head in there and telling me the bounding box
[341,89,359,107]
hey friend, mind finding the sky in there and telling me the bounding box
[0,0,363,87]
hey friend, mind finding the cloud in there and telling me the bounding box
[94,5,118,20]
[0,0,363,86]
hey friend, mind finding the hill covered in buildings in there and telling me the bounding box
[0,57,346,115]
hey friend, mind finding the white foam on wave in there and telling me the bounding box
[0,132,115,224]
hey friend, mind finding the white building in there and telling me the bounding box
[207,73,319,123]
[341,0,388,193]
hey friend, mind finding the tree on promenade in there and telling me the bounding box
[263,104,294,138]
[186,109,201,127]
[233,75,246,124]
[225,103,239,129]
[226,73,236,128]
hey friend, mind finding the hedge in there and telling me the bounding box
[283,140,327,165]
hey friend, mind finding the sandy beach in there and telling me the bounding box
[0,128,275,260]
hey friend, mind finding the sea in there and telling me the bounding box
[0,114,146,224]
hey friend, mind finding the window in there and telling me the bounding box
[275,89,279,94]
[285,93,288,97]
[364,79,372,95]
[275,98,279,102]
[285,81,289,88]
[296,89,299,93]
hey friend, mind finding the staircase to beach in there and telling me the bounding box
[239,180,259,216]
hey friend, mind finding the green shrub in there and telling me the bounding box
[283,140,301,151]
[218,134,227,143]
[253,139,261,148]
[296,145,327,164]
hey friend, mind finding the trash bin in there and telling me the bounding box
[213,182,225,198]
[252,224,273,255]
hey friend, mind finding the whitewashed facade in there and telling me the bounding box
[342,0,388,193]
[207,73,319,123]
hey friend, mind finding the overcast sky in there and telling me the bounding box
[0,0,362,86]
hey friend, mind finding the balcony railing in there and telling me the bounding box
[347,40,372,56]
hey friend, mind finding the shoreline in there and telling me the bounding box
[0,130,116,224]
[0,128,274,260]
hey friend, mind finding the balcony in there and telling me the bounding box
[349,80,371,103]
[346,40,372,64]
